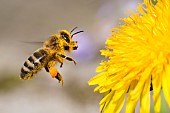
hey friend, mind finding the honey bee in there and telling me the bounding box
[20,27,83,86]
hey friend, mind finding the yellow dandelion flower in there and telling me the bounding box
[88,0,170,113]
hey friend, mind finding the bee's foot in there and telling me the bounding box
[55,73,64,87]
[60,63,63,68]
[73,60,76,65]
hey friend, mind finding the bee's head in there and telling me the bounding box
[59,28,83,52]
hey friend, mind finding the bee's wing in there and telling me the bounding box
[20,41,44,45]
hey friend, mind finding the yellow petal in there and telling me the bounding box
[104,89,127,113]
[140,79,150,113]
[125,97,137,113]
[100,90,114,112]
[88,72,107,85]
[113,89,128,113]
[125,80,141,113]
[152,65,162,113]
[162,64,170,107]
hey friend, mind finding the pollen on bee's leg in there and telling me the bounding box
[49,67,64,86]
[49,67,58,78]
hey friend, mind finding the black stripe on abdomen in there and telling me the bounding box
[27,55,39,66]
[21,67,28,74]
[24,61,34,70]
[20,65,30,79]
[33,52,43,59]
[20,49,48,80]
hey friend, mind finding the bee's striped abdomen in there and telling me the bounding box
[20,49,48,80]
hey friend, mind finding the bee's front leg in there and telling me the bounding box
[45,66,64,86]
[58,54,76,65]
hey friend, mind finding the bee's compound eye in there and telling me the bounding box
[63,35,70,43]
[61,32,70,43]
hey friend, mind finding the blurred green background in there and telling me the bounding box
[0,0,169,113]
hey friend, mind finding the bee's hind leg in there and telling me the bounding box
[45,66,64,86]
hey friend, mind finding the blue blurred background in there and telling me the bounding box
[0,0,169,113]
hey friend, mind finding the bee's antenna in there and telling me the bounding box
[71,31,84,38]
[70,27,78,34]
